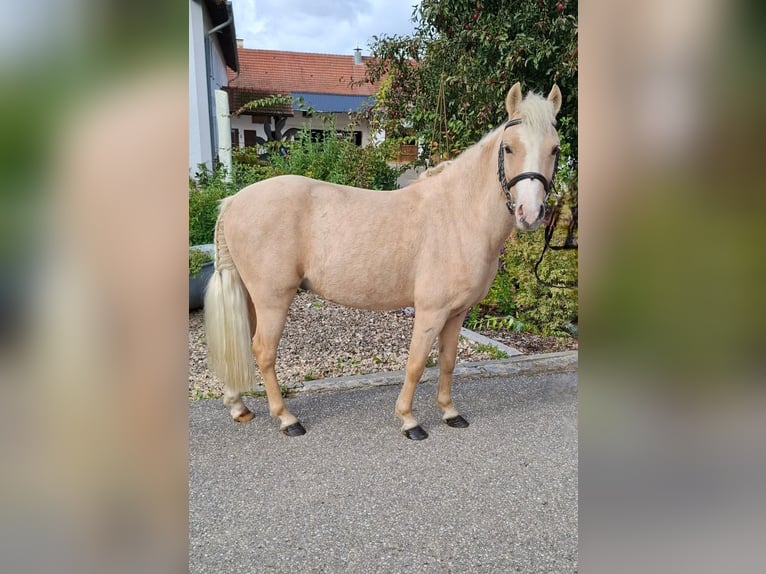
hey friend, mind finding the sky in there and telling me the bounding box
[230,0,419,56]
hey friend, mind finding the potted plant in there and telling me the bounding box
[189,245,215,310]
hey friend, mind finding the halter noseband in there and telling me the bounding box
[497,118,560,216]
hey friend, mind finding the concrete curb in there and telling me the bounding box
[297,350,578,394]
[459,327,523,357]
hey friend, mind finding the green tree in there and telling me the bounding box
[364,0,577,159]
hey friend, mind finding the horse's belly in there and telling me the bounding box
[302,271,414,311]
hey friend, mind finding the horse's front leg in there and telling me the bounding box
[395,309,448,440]
[436,311,470,428]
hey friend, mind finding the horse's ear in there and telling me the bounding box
[547,84,562,116]
[505,82,523,119]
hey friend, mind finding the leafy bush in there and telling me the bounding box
[188,248,213,277]
[500,226,578,336]
[189,168,228,246]
[231,146,263,166]
[272,126,402,190]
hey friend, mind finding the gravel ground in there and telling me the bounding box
[189,290,575,398]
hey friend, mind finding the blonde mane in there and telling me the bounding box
[517,92,557,133]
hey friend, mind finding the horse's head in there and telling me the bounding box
[498,83,562,231]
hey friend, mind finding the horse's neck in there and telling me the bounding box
[438,138,515,253]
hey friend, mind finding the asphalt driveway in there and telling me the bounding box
[189,359,577,573]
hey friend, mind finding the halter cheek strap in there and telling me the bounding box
[497,118,560,216]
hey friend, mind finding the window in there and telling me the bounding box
[244,130,259,147]
[309,129,363,146]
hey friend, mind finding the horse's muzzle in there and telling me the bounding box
[516,203,546,230]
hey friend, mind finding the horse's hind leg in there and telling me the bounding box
[222,296,258,423]
[396,309,449,440]
[252,301,305,436]
[223,386,255,422]
[436,311,470,428]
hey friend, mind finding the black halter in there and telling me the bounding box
[497,118,560,216]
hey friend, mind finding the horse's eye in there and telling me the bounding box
[504,144,512,154]
[552,146,560,156]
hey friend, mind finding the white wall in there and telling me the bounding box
[188,1,210,173]
[188,0,234,174]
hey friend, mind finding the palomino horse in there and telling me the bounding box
[205,83,562,440]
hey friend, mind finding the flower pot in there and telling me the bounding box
[189,244,215,310]
[189,261,214,310]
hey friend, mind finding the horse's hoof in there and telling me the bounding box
[403,425,429,440]
[281,422,306,437]
[444,415,469,428]
[234,410,255,423]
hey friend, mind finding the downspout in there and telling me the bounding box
[204,6,234,169]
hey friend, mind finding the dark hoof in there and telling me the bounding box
[403,425,429,440]
[444,415,469,428]
[281,422,306,437]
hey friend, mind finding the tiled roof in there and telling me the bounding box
[228,49,379,96]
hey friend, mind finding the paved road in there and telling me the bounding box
[189,365,577,573]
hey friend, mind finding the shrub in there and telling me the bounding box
[189,169,228,246]
[499,226,578,336]
[272,126,403,190]
[189,248,213,277]
[231,146,264,167]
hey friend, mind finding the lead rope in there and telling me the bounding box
[533,195,578,289]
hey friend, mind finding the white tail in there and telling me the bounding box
[204,198,257,392]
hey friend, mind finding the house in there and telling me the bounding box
[189,0,239,173]
[226,48,381,151]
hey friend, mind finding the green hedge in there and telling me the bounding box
[270,129,402,190]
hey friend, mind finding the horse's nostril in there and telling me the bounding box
[538,205,545,220]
